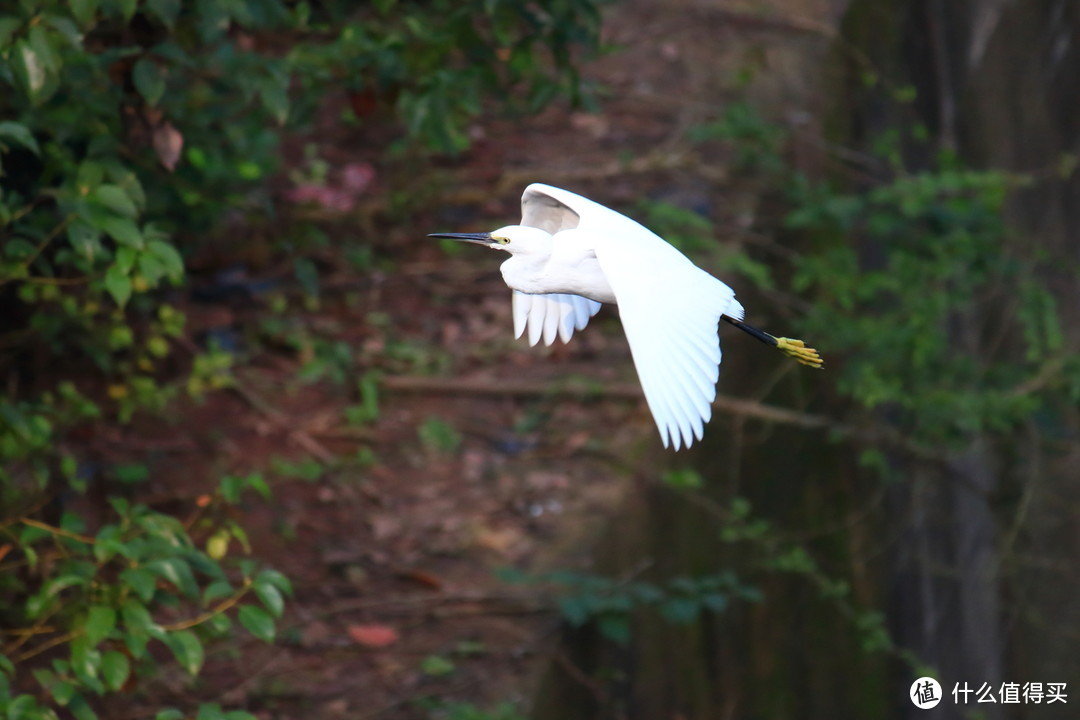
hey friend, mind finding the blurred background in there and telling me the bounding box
[1,1,1078,719]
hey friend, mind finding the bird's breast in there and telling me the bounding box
[500,254,615,304]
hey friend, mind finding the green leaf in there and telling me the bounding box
[202,579,233,604]
[107,0,139,22]
[255,568,293,595]
[51,680,77,706]
[259,76,289,125]
[253,581,284,617]
[100,650,130,691]
[100,216,142,247]
[0,121,40,155]
[69,636,102,681]
[84,606,116,647]
[145,557,198,597]
[120,567,157,602]
[146,0,181,29]
[70,695,99,720]
[597,615,631,644]
[132,58,165,106]
[120,600,165,640]
[93,184,138,218]
[70,0,101,29]
[146,240,184,280]
[104,265,132,307]
[419,654,455,677]
[156,710,185,720]
[164,630,203,675]
[28,25,60,75]
[44,573,88,597]
[237,605,275,642]
[14,40,48,103]
[0,18,21,49]
[661,468,703,489]
[195,704,226,720]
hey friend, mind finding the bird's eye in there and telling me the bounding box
[494,236,510,245]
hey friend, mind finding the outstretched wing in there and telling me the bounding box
[521,183,744,450]
[597,241,740,450]
[512,291,602,346]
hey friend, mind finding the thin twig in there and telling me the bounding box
[380,374,944,459]
[382,374,832,430]
[14,629,81,663]
[19,518,96,545]
[161,580,252,631]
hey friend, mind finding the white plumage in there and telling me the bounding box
[430,183,821,450]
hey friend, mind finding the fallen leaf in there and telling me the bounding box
[398,569,443,591]
[347,623,399,648]
[153,121,183,171]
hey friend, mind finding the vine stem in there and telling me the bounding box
[161,579,252,631]
[20,518,96,544]
[14,629,82,663]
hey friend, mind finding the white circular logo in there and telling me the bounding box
[910,677,942,709]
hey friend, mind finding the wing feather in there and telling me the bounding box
[527,295,546,346]
[512,292,531,339]
[513,292,601,347]
[571,294,601,330]
[588,232,737,450]
[542,296,560,345]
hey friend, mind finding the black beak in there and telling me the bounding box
[428,232,495,246]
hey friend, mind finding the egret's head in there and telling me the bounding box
[428,225,552,255]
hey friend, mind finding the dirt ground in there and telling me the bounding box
[104,2,842,717]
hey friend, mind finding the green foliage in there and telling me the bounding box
[716,496,901,660]
[418,415,463,455]
[500,568,760,645]
[345,372,381,426]
[420,654,457,677]
[691,101,1072,448]
[660,467,704,489]
[787,165,1052,444]
[288,0,605,153]
[0,485,291,720]
[0,1,602,716]
[689,101,786,173]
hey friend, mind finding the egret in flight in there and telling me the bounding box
[430,183,822,450]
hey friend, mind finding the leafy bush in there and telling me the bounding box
[0,0,603,717]
[500,568,761,645]
[0,484,290,720]
[693,102,1076,448]
[289,0,604,153]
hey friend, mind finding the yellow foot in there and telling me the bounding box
[775,337,824,369]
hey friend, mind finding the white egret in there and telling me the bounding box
[430,183,822,450]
